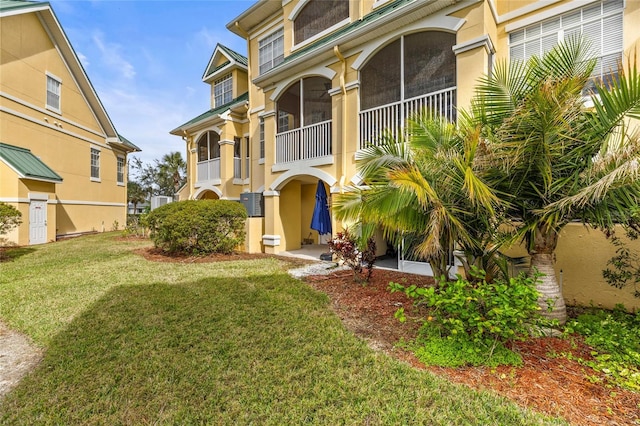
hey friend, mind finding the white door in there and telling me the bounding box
[29,200,47,245]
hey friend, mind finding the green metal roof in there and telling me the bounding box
[0,0,48,14]
[218,44,248,67]
[202,43,248,81]
[171,92,249,133]
[268,0,413,70]
[0,143,63,183]
[117,134,141,151]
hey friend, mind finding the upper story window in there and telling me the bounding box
[197,131,220,162]
[46,74,61,112]
[259,117,265,160]
[276,76,331,133]
[259,28,284,75]
[360,31,456,111]
[294,0,349,45]
[117,157,125,185]
[214,73,233,106]
[90,148,100,181]
[509,0,623,83]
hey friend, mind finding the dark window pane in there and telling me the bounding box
[360,39,401,110]
[303,76,331,125]
[294,0,349,44]
[404,31,456,99]
[277,81,301,133]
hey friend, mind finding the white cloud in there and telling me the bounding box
[76,51,89,68]
[92,31,136,80]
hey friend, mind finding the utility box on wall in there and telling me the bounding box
[150,195,173,210]
[240,192,264,217]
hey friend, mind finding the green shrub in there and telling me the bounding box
[0,202,22,236]
[391,268,545,366]
[146,200,247,255]
[564,305,640,391]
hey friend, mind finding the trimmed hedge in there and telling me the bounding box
[146,200,247,254]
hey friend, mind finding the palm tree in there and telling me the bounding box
[334,112,502,281]
[156,151,186,197]
[127,181,147,214]
[471,38,640,323]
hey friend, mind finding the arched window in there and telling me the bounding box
[277,76,331,133]
[294,0,349,45]
[197,131,220,162]
[360,31,456,111]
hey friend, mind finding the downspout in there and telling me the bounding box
[333,45,347,193]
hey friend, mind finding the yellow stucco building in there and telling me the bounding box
[174,0,640,309]
[0,0,140,246]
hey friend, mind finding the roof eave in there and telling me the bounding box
[253,0,460,87]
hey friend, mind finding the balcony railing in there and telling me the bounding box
[196,158,220,183]
[275,120,332,164]
[359,87,456,149]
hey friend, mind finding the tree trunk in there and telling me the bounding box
[530,253,566,324]
[529,223,567,325]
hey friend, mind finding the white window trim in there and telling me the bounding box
[90,147,101,182]
[258,27,284,75]
[214,73,233,107]
[291,17,351,52]
[505,0,612,33]
[45,72,62,114]
[116,155,125,186]
[507,0,624,69]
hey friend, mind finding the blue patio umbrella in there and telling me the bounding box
[310,180,332,236]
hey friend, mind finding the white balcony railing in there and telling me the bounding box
[196,158,220,183]
[359,87,456,149]
[275,120,332,164]
[234,157,241,179]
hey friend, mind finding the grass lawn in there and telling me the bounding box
[0,233,565,424]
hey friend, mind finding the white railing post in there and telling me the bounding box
[359,87,456,149]
[275,120,332,164]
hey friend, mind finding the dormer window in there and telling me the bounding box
[214,73,233,106]
[294,0,349,45]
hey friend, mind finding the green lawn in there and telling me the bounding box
[0,233,565,424]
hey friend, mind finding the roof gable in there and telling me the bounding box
[1,0,138,152]
[0,142,63,183]
[170,91,249,135]
[202,43,248,83]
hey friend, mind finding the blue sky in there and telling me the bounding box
[49,0,254,165]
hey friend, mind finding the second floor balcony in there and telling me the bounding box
[359,86,457,149]
[275,120,332,164]
[196,158,220,183]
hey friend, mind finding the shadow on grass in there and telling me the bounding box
[0,246,36,263]
[0,275,566,425]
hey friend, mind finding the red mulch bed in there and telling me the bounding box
[136,247,640,425]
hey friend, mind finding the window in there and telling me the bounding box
[234,137,241,179]
[197,131,220,161]
[259,118,265,160]
[259,28,284,75]
[509,0,623,83]
[90,148,100,180]
[277,77,331,133]
[244,137,250,179]
[117,157,125,184]
[214,73,233,106]
[360,31,456,110]
[46,74,61,111]
[294,0,349,45]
